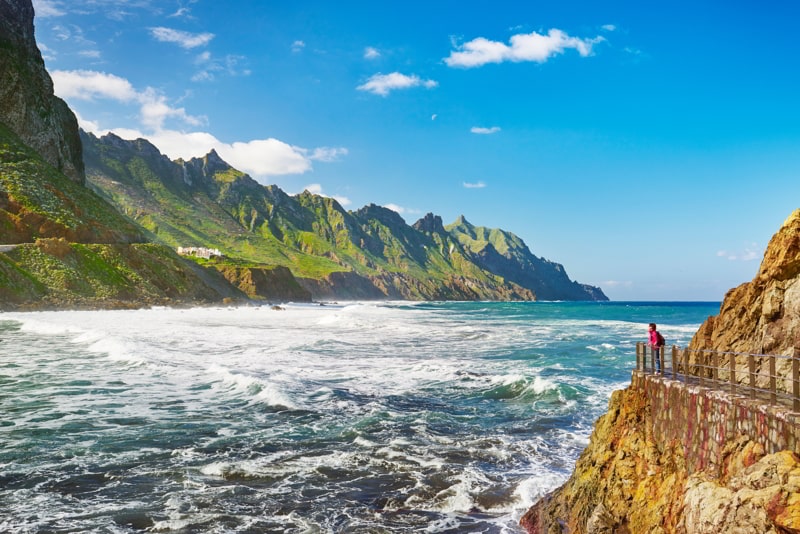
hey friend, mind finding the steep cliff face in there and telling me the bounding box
[689,209,800,356]
[0,0,84,183]
[521,208,800,533]
[215,265,312,302]
[520,383,800,534]
[0,123,145,243]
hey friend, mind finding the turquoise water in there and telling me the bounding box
[0,301,719,533]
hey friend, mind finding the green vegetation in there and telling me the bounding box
[80,131,608,301]
[0,240,240,309]
[0,122,144,243]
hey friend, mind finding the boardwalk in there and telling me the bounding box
[637,342,800,412]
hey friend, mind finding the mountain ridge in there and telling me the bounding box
[0,0,607,307]
[81,129,607,302]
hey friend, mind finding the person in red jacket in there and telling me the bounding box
[648,323,664,373]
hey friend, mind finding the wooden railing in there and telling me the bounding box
[636,342,800,412]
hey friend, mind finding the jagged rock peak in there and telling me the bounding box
[412,212,446,234]
[97,131,163,157]
[757,208,800,282]
[179,147,236,180]
[356,203,407,227]
[205,148,225,166]
[453,214,472,227]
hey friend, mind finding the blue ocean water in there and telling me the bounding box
[0,301,719,533]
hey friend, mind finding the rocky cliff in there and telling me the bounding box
[520,382,800,533]
[521,209,800,533]
[689,209,800,356]
[214,264,312,302]
[0,0,84,183]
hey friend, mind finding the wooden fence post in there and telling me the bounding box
[698,350,704,389]
[650,344,654,374]
[748,353,756,399]
[770,354,777,405]
[793,347,799,412]
[636,342,642,371]
[671,345,678,380]
[730,352,737,395]
[712,351,718,382]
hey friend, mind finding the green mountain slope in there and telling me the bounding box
[82,132,343,279]
[0,122,144,243]
[446,215,608,301]
[0,123,253,309]
[0,0,306,309]
[82,131,606,301]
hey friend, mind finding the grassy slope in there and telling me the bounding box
[0,240,242,309]
[83,135,512,293]
[0,122,144,243]
[83,135,344,279]
[0,123,246,309]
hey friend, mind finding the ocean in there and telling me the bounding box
[0,301,719,533]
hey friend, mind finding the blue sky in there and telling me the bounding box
[31,0,800,301]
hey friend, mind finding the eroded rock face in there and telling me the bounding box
[521,208,800,534]
[683,449,800,534]
[215,265,312,302]
[520,385,800,534]
[0,0,85,183]
[689,209,800,356]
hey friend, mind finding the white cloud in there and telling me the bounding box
[357,72,438,96]
[33,0,65,17]
[602,24,617,32]
[309,147,349,162]
[431,114,438,121]
[170,7,191,18]
[717,245,761,262]
[603,280,633,288]
[364,46,380,59]
[78,49,101,59]
[384,203,405,214]
[292,40,306,52]
[220,139,311,175]
[192,52,249,82]
[52,69,139,101]
[445,28,605,68]
[57,70,346,180]
[383,204,420,216]
[463,181,486,189]
[52,70,205,130]
[150,27,214,49]
[470,126,500,134]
